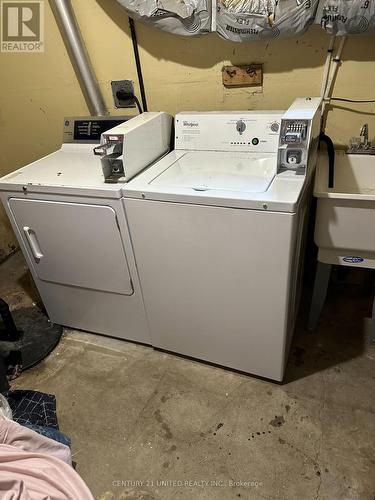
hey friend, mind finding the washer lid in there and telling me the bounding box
[124,150,307,213]
[150,151,276,193]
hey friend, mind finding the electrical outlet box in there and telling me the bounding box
[111,80,136,108]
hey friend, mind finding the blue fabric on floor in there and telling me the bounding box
[22,423,71,447]
[3,390,58,428]
[2,390,72,447]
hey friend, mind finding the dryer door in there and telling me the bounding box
[8,198,133,295]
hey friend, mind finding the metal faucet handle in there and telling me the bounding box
[360,123,369,141]
[348,124,375,154]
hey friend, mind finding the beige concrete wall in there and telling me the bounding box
[1,0,375,258]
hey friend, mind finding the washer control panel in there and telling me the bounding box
[236,120,246,134]
[175,111,284,153]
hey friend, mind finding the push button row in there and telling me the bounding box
[230,138,260,146]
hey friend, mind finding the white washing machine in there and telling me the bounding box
[123,98,321,381]
[0,113,172,344]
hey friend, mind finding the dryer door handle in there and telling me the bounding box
[23,226,43,260]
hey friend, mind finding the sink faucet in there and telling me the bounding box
[360,123,369,147]
[347,123,375,154]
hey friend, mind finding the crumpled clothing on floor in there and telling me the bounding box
[3,390,58,428]
[0,417,71,465]
[0,394,12,419]
[2,390,72,449]
[21,423,71,448]
[0,444,93,500]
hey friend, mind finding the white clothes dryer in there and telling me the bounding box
[0,113,172,343]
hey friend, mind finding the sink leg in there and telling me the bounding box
[308,262,332,331]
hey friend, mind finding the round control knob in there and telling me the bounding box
[236,120,246,135]
[271,122,280,133]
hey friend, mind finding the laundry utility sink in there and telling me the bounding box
[314,150,375,267]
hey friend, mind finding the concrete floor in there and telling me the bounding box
[1,251,375,500]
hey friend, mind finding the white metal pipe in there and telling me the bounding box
[321,36,347,121]
[324,36,346,102]
[49,0,107,116]
[320,36,335,98]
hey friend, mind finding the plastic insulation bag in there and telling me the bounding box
[216,0,277,41]
[315,0,375,35]
[117,0,213,36]
[216,0,319,42]
[0,394,12,419]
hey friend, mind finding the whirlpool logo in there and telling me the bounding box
[343,256,364,264]
[183,121,199,127]
[1,1,44,52]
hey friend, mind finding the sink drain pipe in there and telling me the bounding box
[49,0,107,116]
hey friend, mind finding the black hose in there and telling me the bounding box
[331,97,375,103]
[129,17,148,112]
[0,298,20,341]
[319,133,335,189]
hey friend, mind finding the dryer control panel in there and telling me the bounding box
[63,116,131,144]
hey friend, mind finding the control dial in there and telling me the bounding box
[236,120,246,135]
